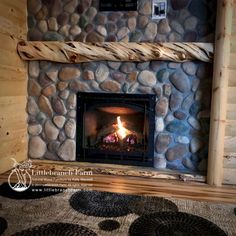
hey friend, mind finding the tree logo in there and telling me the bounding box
[8,158,32,192]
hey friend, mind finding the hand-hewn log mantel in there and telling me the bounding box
[17,41,214,63]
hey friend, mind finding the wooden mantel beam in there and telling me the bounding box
[17,41,214,63]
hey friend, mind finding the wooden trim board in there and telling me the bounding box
[0,160,235,204]
[30,159,206,182]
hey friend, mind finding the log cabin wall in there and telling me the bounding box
[26,0,217,175]
[223,0,236,184]
[0,0,28,173]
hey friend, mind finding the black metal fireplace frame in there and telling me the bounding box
[76,92,156,167]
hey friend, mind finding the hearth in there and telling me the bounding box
[76,93,156,166]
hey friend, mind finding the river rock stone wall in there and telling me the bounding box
[28,0,216,42]
[27,0,216,173]
[27,60,212,172]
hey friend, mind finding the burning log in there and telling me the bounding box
[125,134,137,145]
[103,133,119,143]
[96,124,117,143]
[97,116,142,148]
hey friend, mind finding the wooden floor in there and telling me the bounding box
[0,160,236,204]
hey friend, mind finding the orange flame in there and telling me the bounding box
[116,116,128,140]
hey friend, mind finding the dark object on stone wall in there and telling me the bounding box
[12,223,97,236]
[99,0,137,11]
[189,0,209,21]
[171,0,190,10]
[129,212,227,236]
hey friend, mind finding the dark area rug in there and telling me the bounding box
[98,220,120,231]
[69,190,140,217]
[129,196,178,215]
[11,223,97,236]
[69,190,179,218]
[0,217,8,235]
[129,211,227,236]
[0,183,65,200]
[0,190,234,235]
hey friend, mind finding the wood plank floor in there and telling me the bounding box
[0,160,236,204]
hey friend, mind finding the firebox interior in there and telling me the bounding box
[77,93,156,166]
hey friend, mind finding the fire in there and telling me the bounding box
[102,116,138,145]
[116,116,129,140]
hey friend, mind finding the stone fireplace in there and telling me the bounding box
[27,0,216,174]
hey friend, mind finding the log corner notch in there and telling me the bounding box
[17,41,214,63]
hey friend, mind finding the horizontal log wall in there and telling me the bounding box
[0,0,28,174]
[224,0,236,185]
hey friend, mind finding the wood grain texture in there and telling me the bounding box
[1,160,235,204]
[223,0,236,184]
[224,155,236,168]
[228,69,236,86]
[29,160,206,182]
[0,1,26,39]
[207,0,233,186]
[224,136,236,155]
[225,120,236,136]
[17,41,214,63]
[223,168,236,185]
[226,104,236,120]
[0,0,28,174]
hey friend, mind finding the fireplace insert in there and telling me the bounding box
[76,92,156,166]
